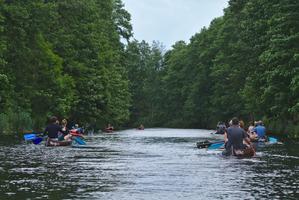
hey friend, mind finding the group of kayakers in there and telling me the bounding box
[215,117,266,157]
[44,115,132,142]
[43,115,146,141]
[43,116,83,144]
[41,115,269,158]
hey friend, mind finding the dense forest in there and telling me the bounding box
[0,0,132,132]
[0,0,299,138]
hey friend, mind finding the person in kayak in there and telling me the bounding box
[72,123,84,134]
[222,117,254,156]
[60,118,72,141]
[247,121,255,133]
[239,120,245,129]
[138,124,144,130]
[254,120,266,141]
[247,121,258,141]
[215,121,226,134]
[105,124,114,132]
[44,116,62,139]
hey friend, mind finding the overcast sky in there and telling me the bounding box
[122,0,229,49]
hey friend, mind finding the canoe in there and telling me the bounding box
[232,147,255,158]
[45,138,72,147]
[104,129,114,133]
[71,144,97,149]
[70,132,84,138]
[196,136,279,150]
[252,137,280,148]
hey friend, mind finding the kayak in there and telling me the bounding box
[223,147,255,158]
[252,137,280,148]
[196,136,280,150]
[45,138,72,147]
[104,129,114,133]
[71,144,97,149]
[24,132,86,147]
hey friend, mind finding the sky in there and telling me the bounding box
[122,0,229,49]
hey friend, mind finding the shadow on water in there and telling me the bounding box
[0,129,299,200]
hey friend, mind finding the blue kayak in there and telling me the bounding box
[196,136,280,150]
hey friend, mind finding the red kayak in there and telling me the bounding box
[70,129,84,137]
[104,128,114,133]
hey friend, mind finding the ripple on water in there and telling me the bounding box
[0,129,299,200]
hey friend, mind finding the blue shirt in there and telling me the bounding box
[226,126,248,151]
[254,125,266,138]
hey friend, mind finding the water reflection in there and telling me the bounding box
[0,129,298,199]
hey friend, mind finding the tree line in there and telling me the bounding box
[127,0,299,138]
[0,0,132,133]
[0,0,298,138]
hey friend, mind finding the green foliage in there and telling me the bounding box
[0,109,32,135]
[112,0,133,41]
[1,0,298,138]
[0,0,132,134]
[125,40,165,127]
[125,0,299,137]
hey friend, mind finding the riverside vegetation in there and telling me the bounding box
[0,0,298,138]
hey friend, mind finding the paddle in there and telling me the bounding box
[24,133,37,141]
[73,136,86,145]
[32,137,43,144]
[268,136,278,144]
[196,140,224,149]
[24,132,45,145]
[208,141,225,150]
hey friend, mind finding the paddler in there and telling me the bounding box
[215,121,226,134]
[60,119,72,141]
[222,117,255,157]
[254,120,266,141]
[44,116,63,144]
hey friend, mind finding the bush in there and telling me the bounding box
[0,110,33,135]
[0,113,9,134]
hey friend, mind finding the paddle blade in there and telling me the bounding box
[32,137,43,145]
[196,141,211,149]
[24,133,36,141]
[208,141,225,150]
[73,137,86,145]
[268,137,278,144]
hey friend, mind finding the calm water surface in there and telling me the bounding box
[0,128,298,199]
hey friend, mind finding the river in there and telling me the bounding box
[0,128,298,199]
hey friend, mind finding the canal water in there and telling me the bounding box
[0,128,298,199]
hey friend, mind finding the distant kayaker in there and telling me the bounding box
[254,120,266,141]
[105,124,114,132]
[215,121,226,134]
[44,116,62,139]
[222,117,254,157]
[138,124,144,130]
